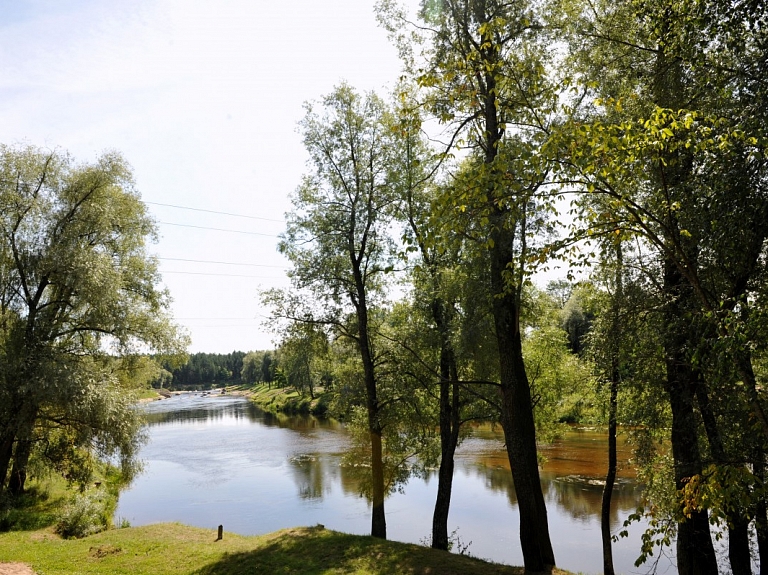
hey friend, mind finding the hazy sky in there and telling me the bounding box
[1,0,420,353]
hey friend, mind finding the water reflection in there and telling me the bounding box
[119,395,671,575]
[142,394,260,425]
[547,475,640,525]
[452,425,642,527]
[259,411,343,434]
[144,394,343,433]
[288,454,338,500]
[142,396,642,523]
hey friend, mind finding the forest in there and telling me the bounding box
[262,1,768,574]
[154,352,248,388]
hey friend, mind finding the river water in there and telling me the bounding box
[116,394,675,574]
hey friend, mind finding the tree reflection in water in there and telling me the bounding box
[124,396,662,574]
[279,419,643,532]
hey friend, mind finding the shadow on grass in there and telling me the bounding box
[194,526,529,575]
[0,484,65,532]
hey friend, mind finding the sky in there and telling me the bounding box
[0,0,421,354]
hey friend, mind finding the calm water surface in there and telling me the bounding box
[116,394,675,575]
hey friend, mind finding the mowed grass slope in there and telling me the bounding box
[0,523,574,575]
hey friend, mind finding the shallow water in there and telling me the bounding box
[116,394,675,574]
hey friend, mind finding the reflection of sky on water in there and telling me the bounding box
[117,395,674,575]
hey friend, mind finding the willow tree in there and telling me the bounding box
[272,85,398,539]
[0,144,185,497]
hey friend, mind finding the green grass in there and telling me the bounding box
[0,523,573,575]
[134,388,163,401]
[231,383,329,416]
[0,476,574,575]
[0,477,69,532]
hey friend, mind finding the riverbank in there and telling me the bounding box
[0,522,576,575]
[227,382,330,416]
[0,474,571,575]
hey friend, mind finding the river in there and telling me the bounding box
[116,394,676,574]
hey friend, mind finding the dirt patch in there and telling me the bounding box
[29,530,58,542]
[89,544,122,558]
[0,563,36,575]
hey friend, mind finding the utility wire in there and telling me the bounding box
[161,270,286,279]
[177,325,261,329]
[158,257,287,269]
[158,221,279,237]
[145,201,284,223]
[175,317,258,320]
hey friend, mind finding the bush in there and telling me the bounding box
[311,396,329,417]
[55,488,110,538]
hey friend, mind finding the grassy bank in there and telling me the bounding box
[229,383,330,417]
[0,460,575,575]
[134,388,164,402]
[0,522,577,575]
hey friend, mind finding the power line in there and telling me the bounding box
[175,317,258,320]
[158,257,287,269]
[158,221,279,237]
[145,201,284,223]
[161,270,286,279]
[177,325,262,329]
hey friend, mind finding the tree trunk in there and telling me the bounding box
[8,433,32,496]
[431,384,459,550]
[491,235,555,571]
[727,517,752,575]
[7,408,37,496]
[368,421,386,539]
[601,243,622,575]
[694,376,753,574]
[667,380,717,575]
[497,340,555,571]
[652,26,718,568]
[0,432,15,494]
[361,336,386,539]
[431,320,460,551]
[601,347,618,575]
[600,374,619,575]
[664,261,718,575]
[355,288,386,539]
[476,17,554,567]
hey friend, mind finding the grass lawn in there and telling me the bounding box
[0,523,576,575]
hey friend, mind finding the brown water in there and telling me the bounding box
[117,395,676,574]
[457,425,641,527]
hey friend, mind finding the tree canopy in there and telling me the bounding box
[0,144,186,497]
[259,0,768,571]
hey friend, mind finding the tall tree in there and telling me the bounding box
[400,1,560,569]
[0,144,185,496]
[548,0,768,570]
[269,84,398,539]
[277,323,329,400]
[387,86,470,551]
[601,244,624,575]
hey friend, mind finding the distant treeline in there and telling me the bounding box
[154,350,276,389]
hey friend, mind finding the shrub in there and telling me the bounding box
[55,489,110,538]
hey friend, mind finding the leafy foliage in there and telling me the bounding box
[0,144,186,496]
